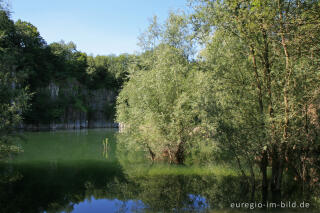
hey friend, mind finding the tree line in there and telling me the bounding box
[0,2,132,157]
[116,0,320,203]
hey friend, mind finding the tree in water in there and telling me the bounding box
[116,44,218,164]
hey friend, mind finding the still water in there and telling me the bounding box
[0,129,317,213]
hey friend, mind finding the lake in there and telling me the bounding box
[0,129,317,213]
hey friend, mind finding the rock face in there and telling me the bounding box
[87,88,117,128]
[23,81,119,130]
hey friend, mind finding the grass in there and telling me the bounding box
[121,163,240,177]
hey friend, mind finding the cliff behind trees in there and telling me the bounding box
[6,18,133,129]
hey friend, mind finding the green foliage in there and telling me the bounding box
[0,5,30,159]
[86,54,132,90]
[1,0,319,200]
[138,12,195,58]
[190,0,320,198]
[13,32,130,125]
[49,41,88,82]
[117,45,218,164]
[23,90,59,124]
[72,96,87,113]
[116,0,320,199]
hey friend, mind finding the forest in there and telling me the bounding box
[1,0,320,210]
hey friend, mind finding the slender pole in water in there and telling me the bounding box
[103,138,108,159]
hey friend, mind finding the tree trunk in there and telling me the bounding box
[175,140,185,164]
[147,145,155,162]
[260,150,268,203]
[271,145,284,202]
[249,161,256,202]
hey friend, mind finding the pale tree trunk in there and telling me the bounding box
[250,45,269,203]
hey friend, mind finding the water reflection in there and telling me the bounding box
[1,161,248,212]
[71,199,145,213]
[0,130,317,213]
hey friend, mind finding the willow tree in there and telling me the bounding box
[116,44,218,164]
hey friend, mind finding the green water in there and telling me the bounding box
[0,129,317,213]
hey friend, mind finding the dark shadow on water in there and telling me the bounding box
[0,130,318,213]
[0,161,125,213]
[1,162,315,213]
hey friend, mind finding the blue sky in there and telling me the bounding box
[10,0,188,55]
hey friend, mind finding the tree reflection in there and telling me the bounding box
[0,160,317,213]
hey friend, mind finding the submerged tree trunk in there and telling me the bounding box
[248,160,256,202]
[260,150,268,203]
[175,140,185,164]
[271,145,284,202]
[250,45,269,203]
[146,144,156,162]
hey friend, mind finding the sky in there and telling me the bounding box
[10,0,188,56]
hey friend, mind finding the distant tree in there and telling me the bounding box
[138,15,162,51]
[0,4,30,159]
[86,54,132,90]
[138,12,195,58]
[49,41,88,81]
